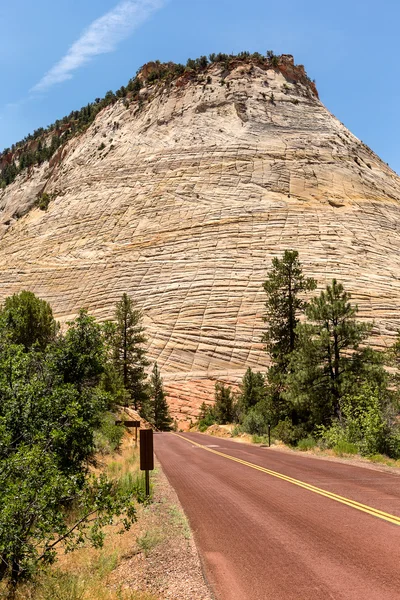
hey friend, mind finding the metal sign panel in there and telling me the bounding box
[140,429,154,471]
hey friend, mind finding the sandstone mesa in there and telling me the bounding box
[1,55,400,427]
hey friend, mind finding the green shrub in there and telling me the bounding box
[231,425,242,437]
[383,428,400,459]
[198,420,211,432]
[242,409,268,435]
[273,419,307,445]
[36,192,51,211]
[297,437,316,451]
[214,382,235,424]
[136,530,161,557]
[94,413,125,454]
[333,441,358,456]
[368,453,389,464]
[251,434,270,445]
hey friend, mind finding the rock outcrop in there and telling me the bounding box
[1,55,400,427]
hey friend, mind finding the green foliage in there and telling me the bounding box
[297,437,316,451]
[99,360,129,408]
[285,279,376,425]
[94,413,125,454]
[251,434,270,444]
[238,368,265,415]
[36,192,51,211]
[148,363,172,431]
[262,250,316,368]
[117,472,149,504]
[198,421,209,433]
[0,294,136,594]
[316,383,400,458]
[33,571,85,600]
[54,309,106,390]
[242,409,268,435]
[111,294,149,412]
[197,403,216,431]
[273,419,308,445]
[332,440,358,456]
[136,530,161,557]
[262,250,316,426]
[0,290,58,351]
[231,424,242,437]
[214,382,235,424]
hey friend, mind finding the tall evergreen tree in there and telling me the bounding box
[285,279,377,426]
[149,362,172,431]
[262,250,316,420]
[214,383,235,424]
[112,294,149,411]
[262,250,317,367]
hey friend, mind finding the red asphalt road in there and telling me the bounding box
[154,432,400,600]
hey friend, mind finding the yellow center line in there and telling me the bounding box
[173,433,400,526]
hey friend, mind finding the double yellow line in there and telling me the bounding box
[174,433,400,526]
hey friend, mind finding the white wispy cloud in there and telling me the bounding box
[31,0,165,93]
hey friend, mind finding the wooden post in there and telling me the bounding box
[140,429,154,498]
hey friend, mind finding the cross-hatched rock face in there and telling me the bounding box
[1,57,400,427]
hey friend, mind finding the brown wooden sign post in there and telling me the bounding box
[115,420,141,447]
[140,429,154,497]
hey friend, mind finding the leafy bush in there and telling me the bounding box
[242,409,268,435]
[297,437,316,451]
[0,300,136,594]
[197,402,216,431]
[316,384,394,457]
[333,441,358,456]
[273,419,308,445]
[36,192,51,211]
[251,434,270,444]
[94,413,124,454]
[231,425,242,437]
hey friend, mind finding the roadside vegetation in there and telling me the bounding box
[197,250,400,463]
[0,290,172,598]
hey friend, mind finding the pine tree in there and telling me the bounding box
[214,383,235,424]
[262,250,317,366]
[112,293,149,411]
[285,279,376,425]
[262,250,316,420]
[149,363,172,431]
[238,368,265,413]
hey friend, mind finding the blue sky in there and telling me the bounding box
[1,0,399,173]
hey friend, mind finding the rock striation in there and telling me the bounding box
[1,55,400,426]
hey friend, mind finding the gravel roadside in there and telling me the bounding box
[110,456,214,600]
